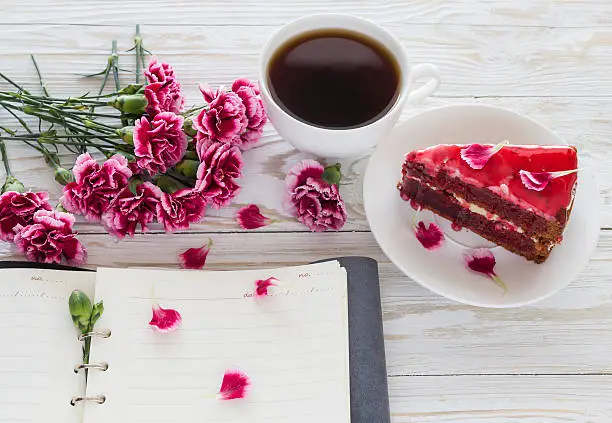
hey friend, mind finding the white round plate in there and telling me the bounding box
[363,104,600,308]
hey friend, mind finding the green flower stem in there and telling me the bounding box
[0,71,30,94]
[111,40,120,92]
[0,140,12,176]
[30,55,50,97]
[0,136,122,150]
[134,24,143,84]
[0,102,119,136]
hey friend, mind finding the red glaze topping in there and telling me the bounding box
[407,144,578,220]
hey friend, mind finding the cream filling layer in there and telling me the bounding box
[406,176,558,248]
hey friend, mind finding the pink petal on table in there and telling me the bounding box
[460,141,509,170]
[414,221,444,251]
[217,370,250,400]
[236,204,271,230]
[149,304,182,333]
[519,169,579,191]
[254,277,278,297]
[179,238,213,270]
[463,248,507,291]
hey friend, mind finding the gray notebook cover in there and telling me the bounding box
[0,256,391,423]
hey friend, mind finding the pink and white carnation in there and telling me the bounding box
[193,86,247,145]
[156,188,206,233]
[145,56,177,84]
[231,78,267,150]
[0,191,52,242]
[61,153,132,221]
[195,138,243,209]
[133,112,187,175]
[285,160,347,232]
[13,210,87,265]
[144,81,185,117]
[102,182,162,239]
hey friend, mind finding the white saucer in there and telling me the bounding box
[363,104,600,308]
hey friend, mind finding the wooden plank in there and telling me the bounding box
[1,95,610,232]
[1,24,612,97]
[2,0,612,27]
[1,230,611,375]
[389,375,612,422]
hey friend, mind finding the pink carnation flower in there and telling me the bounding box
[156,188,206,233]
[0,191,52,242]
[13,210,87,265]
[193,87,247,145]
[144,82,185,117]
[102,182,162,239]
[61,153,132,221]
[231,78,267,150]
[285,160,347,232]
[144,56,177,84]
[133,112,188,175]
[195,138,243,209]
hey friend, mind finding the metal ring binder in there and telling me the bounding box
[74,362,109,373]
[70,395,106,406]
[78,329,111,341]
[71,328,111,405]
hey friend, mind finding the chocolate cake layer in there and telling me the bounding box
[399,177,554,263]
[402,161,567,245]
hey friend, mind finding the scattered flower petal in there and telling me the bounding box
[179,238,213,270]
[414,221,444,251]
[149,304,182,333]
[236,204,271,230]
[463,248,507,292]
[460,141,509,170]
[217,370,250,400]
[519,169,579,191]
[255,277,278,297]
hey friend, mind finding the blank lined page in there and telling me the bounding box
[85,262,349,423]
[0,268,95,423]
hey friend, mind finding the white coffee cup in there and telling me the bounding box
[259,14,441,158]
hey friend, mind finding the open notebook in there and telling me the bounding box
[0,257,390,423]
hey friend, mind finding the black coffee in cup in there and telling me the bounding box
[267,28,401,130]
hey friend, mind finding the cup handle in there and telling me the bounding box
[406,63,441,104]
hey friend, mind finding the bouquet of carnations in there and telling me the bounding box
[0,28,348,266]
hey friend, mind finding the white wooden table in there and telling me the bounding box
[2,1,612,421]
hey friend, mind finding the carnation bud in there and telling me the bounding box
[116,126,135,144]
[183,118,198,137]
[321,163,342,186]
[155,175,183,194]
[118,84,144,95]
[54,167,75,185]
[110,94,148,116]
[69,289,93,333]
[1,175,25,194]
[175,159,199,179]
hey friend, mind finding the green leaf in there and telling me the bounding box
[321,163,342,186]
[89,301,104,330]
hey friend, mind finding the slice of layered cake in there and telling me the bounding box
[397,143,578,263]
